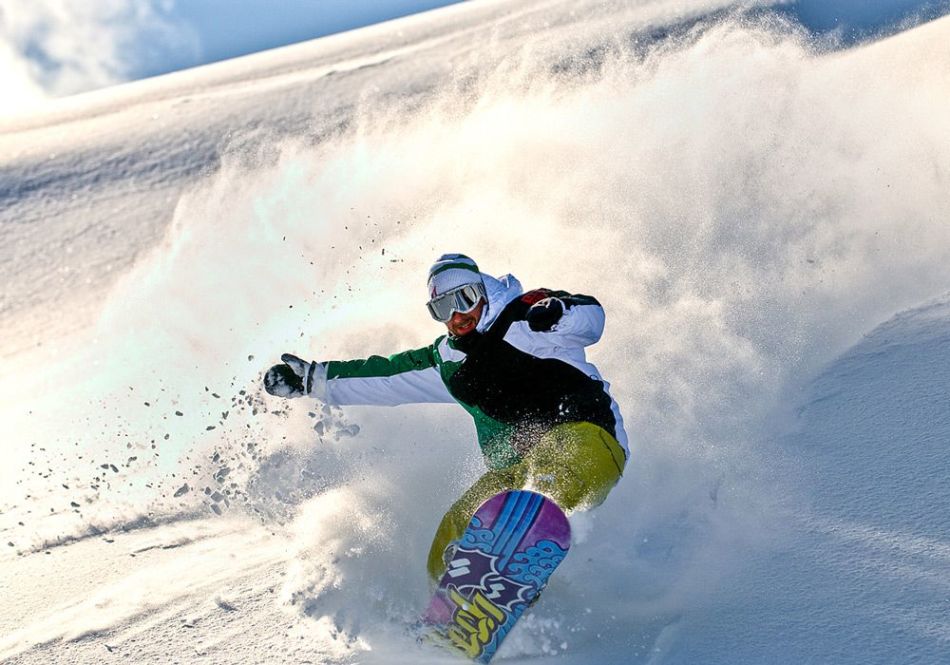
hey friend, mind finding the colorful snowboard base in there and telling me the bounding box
[421,489,571,663]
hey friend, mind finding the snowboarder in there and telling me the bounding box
[264,253,628,581]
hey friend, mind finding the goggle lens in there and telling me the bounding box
[427,283,486,322]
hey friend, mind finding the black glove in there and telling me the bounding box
[526,297,564,332]
[264,353,326,399]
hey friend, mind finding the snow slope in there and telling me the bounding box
[2,0,950,663]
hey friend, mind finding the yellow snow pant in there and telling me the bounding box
[426,421,627,582]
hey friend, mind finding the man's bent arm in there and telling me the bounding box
[539,291,605,348]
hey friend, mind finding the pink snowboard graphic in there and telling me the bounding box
[422,490,571,662]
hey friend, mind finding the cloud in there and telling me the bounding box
[0,0,198,117]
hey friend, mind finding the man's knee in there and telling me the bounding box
[530,422,626,510]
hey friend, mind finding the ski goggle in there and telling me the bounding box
[426,282,487,322]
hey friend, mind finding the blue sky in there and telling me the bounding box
[0,0,463,118]
[161,0,950,75]
[0,0,945,119]
[165,1,465,75]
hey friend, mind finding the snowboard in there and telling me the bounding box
[421,489,571,663]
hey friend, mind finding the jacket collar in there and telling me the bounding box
[476,272,523,333]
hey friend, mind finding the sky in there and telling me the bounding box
[0,0,463,118]
[0,0,945,119]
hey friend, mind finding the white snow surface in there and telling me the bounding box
[2,0,950,663]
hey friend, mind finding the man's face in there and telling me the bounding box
[445,299,486,337]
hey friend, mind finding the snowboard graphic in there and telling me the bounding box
[422,490,571,663]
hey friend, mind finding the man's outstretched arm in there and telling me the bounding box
[264,345,455,406]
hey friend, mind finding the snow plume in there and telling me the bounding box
[0,0,197,117]
[6,7,950,661]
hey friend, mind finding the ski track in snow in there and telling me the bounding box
[2,0,950,662]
